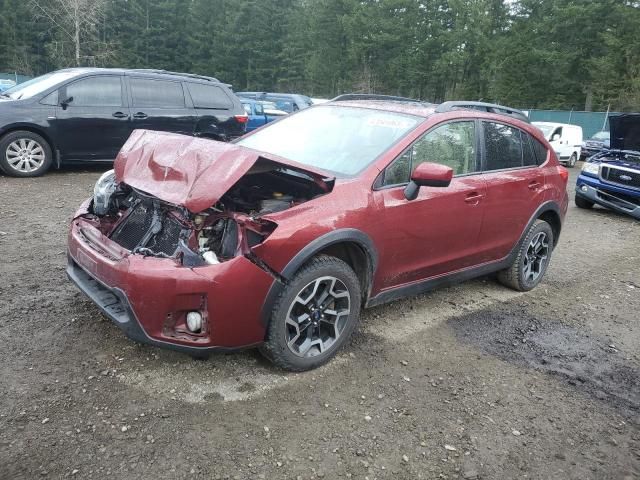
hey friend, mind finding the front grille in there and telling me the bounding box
[109,202,184,256]
[110,203,153,250]
[601,166,640,190]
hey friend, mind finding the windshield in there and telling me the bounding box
[3,71,82,99]
[237,105,422,176]
[534,124,554,139]
[592,131,609,141]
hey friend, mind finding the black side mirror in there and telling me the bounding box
[60,96,73,109]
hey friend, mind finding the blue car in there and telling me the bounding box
[575,114,640,219]
[237,92,313,113]
[241,99,288,132]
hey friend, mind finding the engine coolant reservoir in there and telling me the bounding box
[202,251,220,265]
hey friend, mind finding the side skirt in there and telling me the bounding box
[365,255,513,308]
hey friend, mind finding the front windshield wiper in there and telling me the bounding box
[0,92,10,98]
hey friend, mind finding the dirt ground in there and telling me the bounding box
[1,164,639,480]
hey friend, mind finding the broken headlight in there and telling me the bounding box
[93,169,117,216]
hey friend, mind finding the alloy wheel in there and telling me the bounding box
[5,138,46,173]
[285,276,351,357]
[523,232,549,283]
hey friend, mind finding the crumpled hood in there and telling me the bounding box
[114,129,332,213]
[609,114,640,152]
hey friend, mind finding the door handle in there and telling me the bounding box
[528,181,542,190]
[112,111,128,119]
[464,192,484,204]
[133,112,148,119]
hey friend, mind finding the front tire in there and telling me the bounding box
[575,194,594,209]
[497,220,554,292]
[568,153,577,168]
[260,255,361,371]
[0,130,53,177]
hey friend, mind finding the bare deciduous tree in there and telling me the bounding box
[30,0,111,67]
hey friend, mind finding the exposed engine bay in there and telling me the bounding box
[86,164,330,266]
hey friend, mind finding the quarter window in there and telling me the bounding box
[521,132,538,167]
[483,122,523,170]
[65,76,122,107]
[382,121,477,186]
[187,83,232,109]
[531,136,549,165]
[130,78,185,108]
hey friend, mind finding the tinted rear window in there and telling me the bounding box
[130,78,185,108]
[187,83,233,109]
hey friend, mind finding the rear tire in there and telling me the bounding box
[259,255,361,371]
[0,130,52,177]
[497,220,554,292]
[568,153,577,168]
[575,195,594,209]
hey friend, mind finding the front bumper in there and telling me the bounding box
[576,174,640,219]
[67,213,276,353]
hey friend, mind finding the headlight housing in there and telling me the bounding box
[581,162,600,176]
[93,169,117,216]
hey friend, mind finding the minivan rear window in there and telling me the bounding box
[187,83,232,109]
[130,78,185,108]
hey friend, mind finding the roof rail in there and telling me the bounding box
[128,69,221,83]
[435,101,529,123]
[332,93,425,104]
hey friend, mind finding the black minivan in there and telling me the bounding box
[0,68,248,177]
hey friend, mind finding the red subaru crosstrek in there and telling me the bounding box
[67,96,569,371]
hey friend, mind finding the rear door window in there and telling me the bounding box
[483,122,524,170]
[187,83,233,109]
[130,78,185,108]
[65,76,123,107]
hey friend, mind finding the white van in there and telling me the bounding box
[532,122,583,167]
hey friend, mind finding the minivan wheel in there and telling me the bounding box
[568,153,577,168]
[0,130,53,177]
[497,220,554,292]
[260,255,361,371]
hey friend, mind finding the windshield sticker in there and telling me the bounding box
[366,117,415,129]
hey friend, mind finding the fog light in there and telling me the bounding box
[186,312,202,333]
[581,185,588,192]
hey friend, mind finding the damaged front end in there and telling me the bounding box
[68,130,335,351]
[84,129,333,269]
[85,162,328,269]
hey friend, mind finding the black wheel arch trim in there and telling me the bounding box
[259,228,378,327]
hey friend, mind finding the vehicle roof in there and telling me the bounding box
[53,67,225,85]
[325,99,437,118]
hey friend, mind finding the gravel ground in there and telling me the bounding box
[1,163,639,480]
